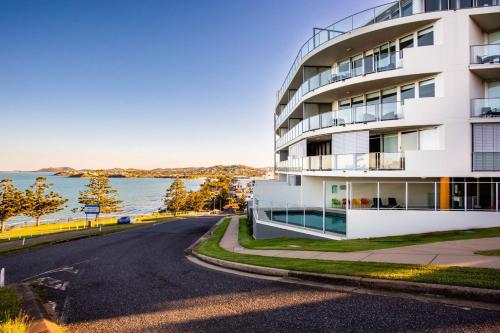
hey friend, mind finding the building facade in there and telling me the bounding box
[254,0,500,240]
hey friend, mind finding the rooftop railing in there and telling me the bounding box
[470,44,500,64]
[277,1,499,104]
[276,51,403,128]
[276,102,403,149]
[471,98,500,117]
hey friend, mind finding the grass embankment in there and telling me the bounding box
[0,213,192,242]
[195,218,500,290]
[239,219,500,252]
[0,287,28,333]
[476,249,500,257]
[0,216,180,255]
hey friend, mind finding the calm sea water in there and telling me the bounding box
[0,172,204,225]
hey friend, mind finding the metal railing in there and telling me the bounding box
[471,98,500,117]
[277,0,499,104]
[276,51,403,128]
[470,44,500,64]
[276,102,404,149]
[276,152,405,172]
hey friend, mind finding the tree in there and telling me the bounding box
[236,194,248,212]
[25,177,67,226]
[78,171,122,226]
[164,177,187,215]
[0,179,26,232]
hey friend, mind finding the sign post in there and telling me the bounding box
[84,204,100,228]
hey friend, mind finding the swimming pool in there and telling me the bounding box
[264,210,346,235]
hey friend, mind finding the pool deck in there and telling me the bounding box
[221,217,500,269]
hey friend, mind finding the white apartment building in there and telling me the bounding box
[253,0,500,240]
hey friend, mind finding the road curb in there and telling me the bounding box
[14,283,64,333]
[184,215,229,255]
[190,236,500,305]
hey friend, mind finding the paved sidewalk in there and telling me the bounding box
[221,217,500,269]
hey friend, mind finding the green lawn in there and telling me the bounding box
[476,249,500,257]
[239,218,500,252]
[0,217,178,255]
[195,217,500,290]
[0,287,28,333]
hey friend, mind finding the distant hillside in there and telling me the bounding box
[50,165,271,179]
[35,167,75,173]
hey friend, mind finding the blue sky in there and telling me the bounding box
[0,0,382,170]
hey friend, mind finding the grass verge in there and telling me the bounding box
[0,287,28,333]
[476,249,500,257]
[239,219,500,252]
[0,217,178,255]
[196,218,500,290]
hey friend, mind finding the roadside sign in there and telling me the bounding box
[84,204,100,215]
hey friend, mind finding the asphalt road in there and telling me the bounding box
[1,216,499,333]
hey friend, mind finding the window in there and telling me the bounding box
[399,34,414,50]
[417,27,434,46]
[339,99,351,109]
[401,84,415,104]
[419,128,438,150]
[338,59,350,78]
[477,0,498,6]
[401,0,413,16]
[364,51,374,74]
[351,54,363,77]
[424,0,448,12]
[401,131,419,151]
[473,124,500,171]
[419,79,435,98]
[449,0,472,9]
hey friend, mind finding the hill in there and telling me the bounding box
[51,165,271,179]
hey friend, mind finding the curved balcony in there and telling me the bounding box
[276,153,405,172]
[276,51,403,129]
[277,1,500,105]
[276,102,404,149]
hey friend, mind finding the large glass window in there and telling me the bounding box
[377,44,390,70]
[401,131,419,151]
[339,99,351,109]
[383,134,399,153]
[417,27,434,46]
[351,54,363,77]
[419,128,438,150]
[366,92,380,105]
[364,51,374,74]
[399,34,414,50]
[477,0,498,6]
[338,59,350,78]
[419,79,435,98]
[401,0,413,16]
[425,0,448,12]
[449,0,472,9]
[382,88,397,103]
[401,84,415,104]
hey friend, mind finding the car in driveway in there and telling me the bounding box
[117,216,132,224]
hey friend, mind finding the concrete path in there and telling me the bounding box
[222,217,500,269]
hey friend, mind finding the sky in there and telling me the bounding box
[0,0,382,171]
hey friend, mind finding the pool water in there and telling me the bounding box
[266,210,346,235]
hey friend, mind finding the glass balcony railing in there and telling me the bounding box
[276,102,403,149]
[277,1,499,104]
[276,153,405,172]
[276,51,403,128]
[471,98,500,117]
[470,44,500,64]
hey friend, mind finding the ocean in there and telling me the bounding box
[0,172,204,225]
